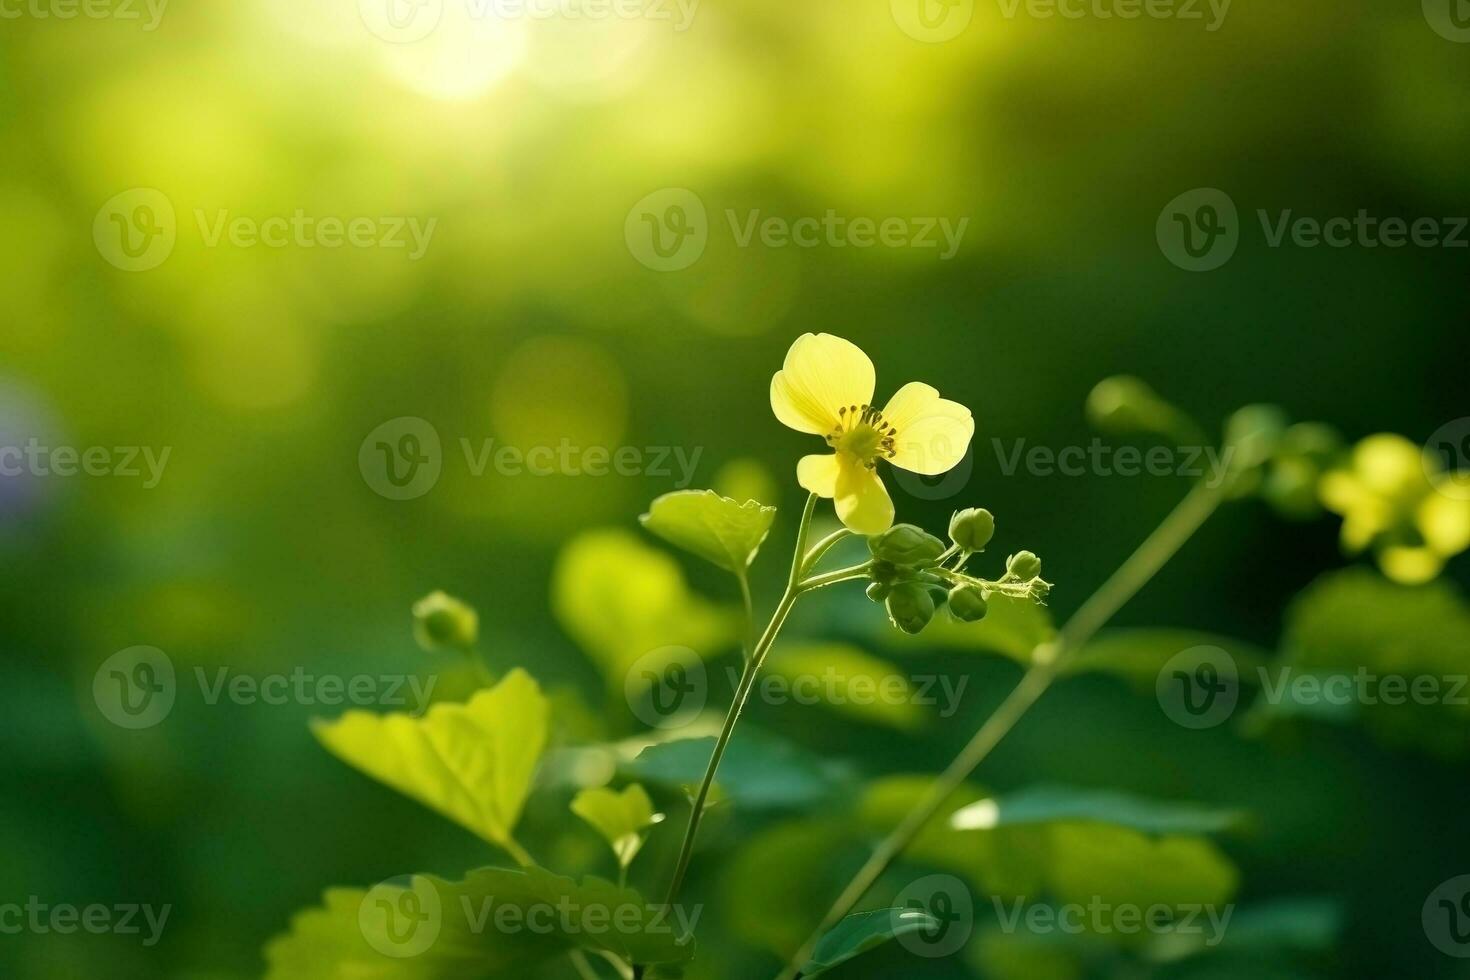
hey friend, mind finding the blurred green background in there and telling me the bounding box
[2,0,1468,977]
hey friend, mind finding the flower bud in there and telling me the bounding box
[1086,376,1180,437]
[948,584,988,622]
[865,581,891,602]
[885,582,936,635]
[1006,551,1042,581]
[1223,404,1288,471]
[948,508,996,552]
[868,524,946,567]
[413,590,479,653]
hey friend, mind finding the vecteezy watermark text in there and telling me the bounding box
[992,438,1235,488]
[358,417,702,501]
[0,0,167,29]
[0,898,170,947]
[0,440,170,488]
[994,0,1230,30]
[993,896,1233,946]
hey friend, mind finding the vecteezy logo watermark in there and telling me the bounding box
[1423,0,1470,43]
[626,646,707,730]
[92,648,438,730]
[891,0,974,42]
[359,0,697,42]
[625,189,970,271]
[0,440,171,489]
[94,188,176,272]
[360,876,443,958]
[1425,418,1470,501]
[94,189,438,271]
[1156,645,1239,729]
[993,897,1233,945]
[1159,188,1470,271]
[359,417,444,501]
[359,417,704,501]
[992,438,1235,488]
[1156,188,1239,272]
[93,647,176,730]
[0,0,168,30]
[0,898,171,947]
[896,874,973,958]
[1425,875,1470,957]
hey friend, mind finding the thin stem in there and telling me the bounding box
[501,835,536,869]
[797,561,875,592]
[801,527,855,576]
[662,495,819,909]
[736,571,756,662]
[773,478,1230,980]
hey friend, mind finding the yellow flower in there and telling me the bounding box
[770,333,973,535]
[1319,433,1470,584]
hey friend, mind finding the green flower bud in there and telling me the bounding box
[948,584,989,622]
[865,581,891,602]
[1279,421,1343,466]
[1007,551,1042,581]
[885,582,936,635]
[868,524,946,567]
[1086,376,1180,437]
[870,559,900,585]
[413,590,479,653]
[948,508,996,552]
[1223,404,1288,471]
[1262,455,1322,520]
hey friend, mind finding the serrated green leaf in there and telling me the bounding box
[552,529,737,693]
[311,669,548,849]
[264,865,695,980]
[640,489,777,574]
[801,908,940,977]
[571,784,663,869]
[951,785,1246,836]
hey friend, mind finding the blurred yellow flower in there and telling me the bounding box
[1319,433,1470,584]
[770,333,973,535]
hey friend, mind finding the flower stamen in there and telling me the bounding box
[827,404,899,468]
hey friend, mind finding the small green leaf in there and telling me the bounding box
[626,729,851,810]
[264,865,695,979]
[801,908,941,977]
[950,785,1246,836]
[639,489,777,574]
[552,529,737,692]
[311,669,549,849]
[571,784,663,869]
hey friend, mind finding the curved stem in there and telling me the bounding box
[801,527,855,576]
[662,495,819,909]
[773,477,1230,980]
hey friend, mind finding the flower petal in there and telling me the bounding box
[796,453,841,498]
[770,333,876,435]
[882,381,974,476]
[834,460,894,535]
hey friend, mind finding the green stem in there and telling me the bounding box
[801,527,855,575]
[662,494,819,909]
[736,571,756,662]
[772,477,1230,980]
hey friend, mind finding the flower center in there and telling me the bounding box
[826,404,898,468]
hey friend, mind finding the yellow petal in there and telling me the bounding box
[770,333,876,435]
[882,381,974,476]
[1419,492,1470,557]
[1378,545,1443,585]
[834,460,894,535]
[796,453,841,498]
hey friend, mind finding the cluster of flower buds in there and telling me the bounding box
[862,508,1052,635]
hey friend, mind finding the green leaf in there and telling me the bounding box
[1067,629,1272,689]
[552,529,738,692]
[626,729,851,810]
[640,489,777,574]
[571,784,663,869]
[950,785,1246,836]
[1262,568,1470,756]
[264,865,695,979]
[800,908,941,977]
[769,643,928,731]
[311,669,548,849]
